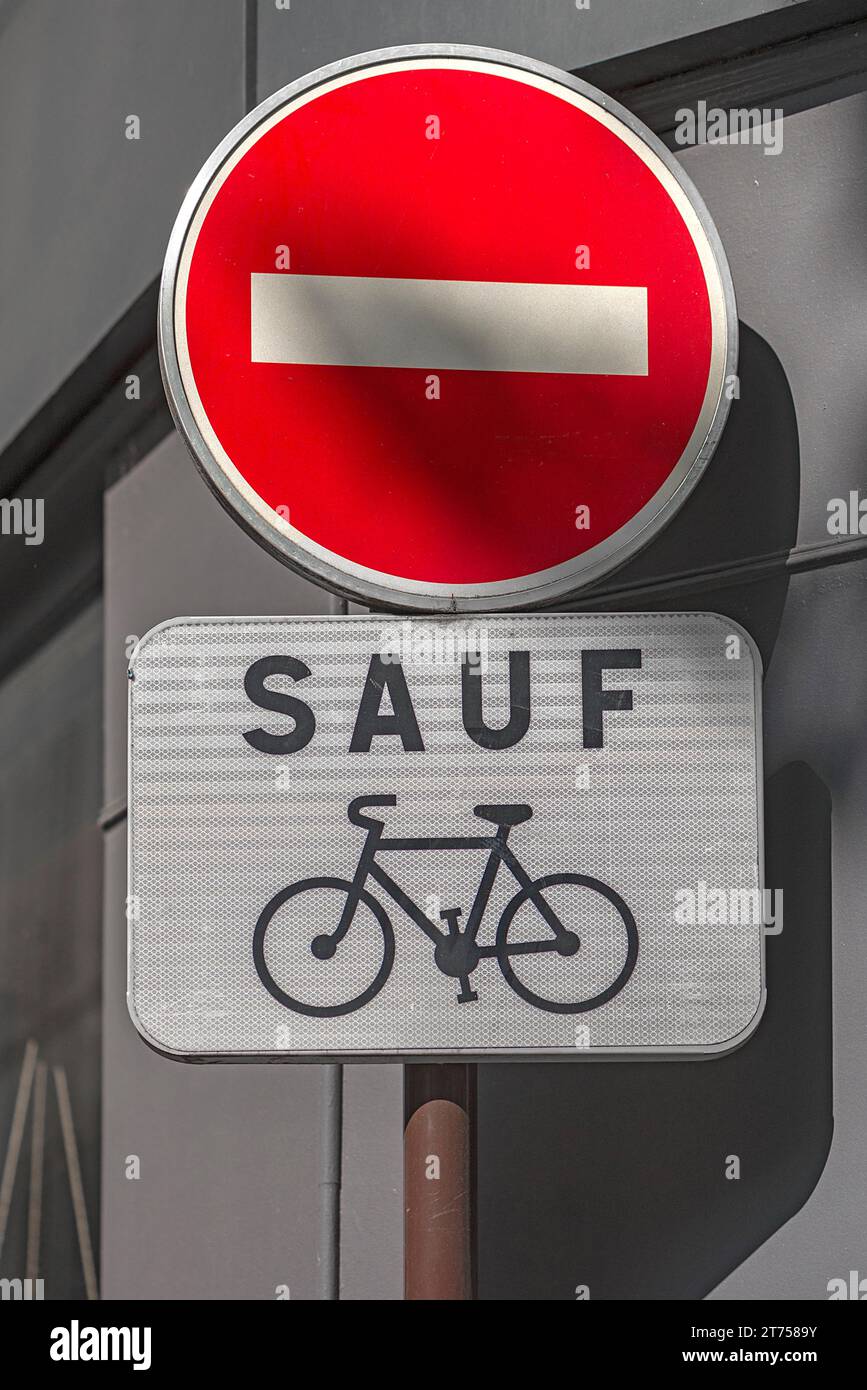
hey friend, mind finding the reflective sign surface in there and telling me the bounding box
[128,614,763,1059]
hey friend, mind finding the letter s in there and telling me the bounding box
[243,656,315,754]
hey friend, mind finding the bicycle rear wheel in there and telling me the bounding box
[496,873,637,1014]
[253,876,395,1018]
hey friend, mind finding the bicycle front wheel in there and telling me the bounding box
[253,877,395,1018]
[496,873,637,1015]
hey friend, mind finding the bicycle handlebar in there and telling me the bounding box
[347,794,397,829]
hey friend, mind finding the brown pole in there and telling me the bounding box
[404,1064,476,1299]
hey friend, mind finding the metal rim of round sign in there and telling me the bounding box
[159,44,738,612]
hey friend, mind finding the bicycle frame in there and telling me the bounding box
[332,817,566,954]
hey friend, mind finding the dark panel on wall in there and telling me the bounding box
[584,1,867,135]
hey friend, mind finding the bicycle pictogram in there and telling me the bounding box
[253,795,638,1018]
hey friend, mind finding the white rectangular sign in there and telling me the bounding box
[127,613,764,1060]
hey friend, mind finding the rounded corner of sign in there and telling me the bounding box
[126,990,196,1063]
[700,987,767,1059]
[701,611,764,680]
[125,989,163,1051]
[128,616,197,675]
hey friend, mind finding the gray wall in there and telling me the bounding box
[256,0,815,92]
[0,0,245,453]
[681,94,867,554]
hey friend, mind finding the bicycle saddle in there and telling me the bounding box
[473,804,533,826]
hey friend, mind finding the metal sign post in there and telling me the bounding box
[404,1065,475,1300]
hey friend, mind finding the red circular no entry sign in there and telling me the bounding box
[160,46,736,610]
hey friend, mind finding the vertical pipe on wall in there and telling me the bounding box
[243,0,258,114]
[319,1062,344,1300]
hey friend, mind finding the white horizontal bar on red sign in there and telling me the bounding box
[250,273,648,376]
